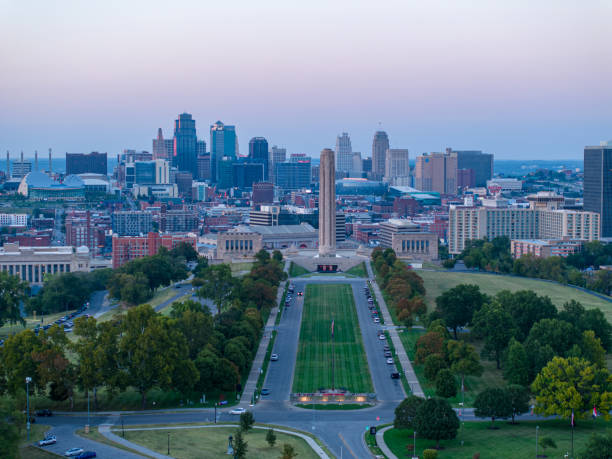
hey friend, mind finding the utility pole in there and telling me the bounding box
[26,377,32,441]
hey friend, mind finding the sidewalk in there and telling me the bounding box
[376,425,398,459]
[366,260,425,397]
[239,261,288,406]
[99,424,172,459]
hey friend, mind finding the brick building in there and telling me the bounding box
[112,232,197,268]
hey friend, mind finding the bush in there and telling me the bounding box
[239,410,254,432]
[442,259,456,269]
[435,369,458,398]
[423,449,438,459]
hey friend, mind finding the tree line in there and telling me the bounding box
[458,237,612,296]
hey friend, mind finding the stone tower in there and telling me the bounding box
[318,148,336,257]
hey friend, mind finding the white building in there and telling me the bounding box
[0,214,28,227]
[486,178,523,192]
[335,132,353,174]
[384,149,410,184]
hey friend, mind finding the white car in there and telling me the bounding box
[270,354,279,361]
[373,318,380,324]
[39,436,57,446]
[378,334,386,340]
[386,358,394,365]
[65,448,84,457]
[230,407,246,415]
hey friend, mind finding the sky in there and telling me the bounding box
[1,0,611,160]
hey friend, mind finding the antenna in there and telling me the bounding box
[49,148,52,175]
[34,150,38,171]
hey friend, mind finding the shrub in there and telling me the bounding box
[423,449,438,459]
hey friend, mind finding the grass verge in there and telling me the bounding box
[345,262,367,277]
[289,262,310,277]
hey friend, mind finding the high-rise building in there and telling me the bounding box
[248,137,269,180]
[233,162,264,188]
[197,154,211,181]
[153,128,174,160]
[173,113,198,177]
[584,142,612,237]
[252,182,274,205]
[112,211,153,236]
[66,152,107,175]
[351,152,362,177]
[372,131,389,180]
[174,171,194,197]
[384,149,409,183]
[415,152,457,194]
[274,155,311,190]
[362,157,372,174]
[335,132,353,173]
[270,145,286,181]
[210,121,237,182]
[452,149,493,187]
[197,139,207,156]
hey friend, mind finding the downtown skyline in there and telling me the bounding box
[1,0,611,159]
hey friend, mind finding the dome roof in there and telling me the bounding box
[23,171,54,187]
[63,175,85,187]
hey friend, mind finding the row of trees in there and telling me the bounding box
[458,237,612,296]
[371,247,426,325]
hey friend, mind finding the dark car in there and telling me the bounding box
[75,452,96,459]
[260,388,271,396]
[384,351,392,358]
[391,372,400,379]
[383,345,390,351]
[36,409,53,417]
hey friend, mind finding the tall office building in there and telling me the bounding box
[248,137,269,180]
[335,132,353,174]
[274,155,311,190]
[415,152,457,194]
[270,145,286,182]
[173,113,198,177]
[197,154,211,181]
[66,152,107,175]
[372,131,389,180]
[351,152,362,177]
[210,121,237,182]
[197,139,207,156]
[153,128,174,160]
[584,142,612,237]
[452,149,493,187]
[384,149,409,183]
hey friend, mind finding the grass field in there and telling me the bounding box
[345,262,367,277]
[289,262,310,277]
[293,284,373,393]
[384,418,612,459]
[230,262,254,276]
[400,328,506,407]
[418,270,612,320]
[0,309,77,339]
[122,426,318,459]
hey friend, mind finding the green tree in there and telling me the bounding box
[503,339,529,386]
[108,272,151,305]
[506,384,530,424]
[580,432,612,459]
[415,331,445,364]
[196,264,236,315]
[473,388,512,427]
[527,318,578,356]
[255,249,271,265]
[539,437,557,451]
[34,272,88,314]
[0,329,40,396]
[394,395,425,429]
[266,428,277,447]
[495,290,557,341]
[435,369,458,398]
[173,308,214,359]
[435,284,487,338]
[72,316,100,407]
[233,428,248,459]
[413,397,460,449]
[94,320,125,393]
[446,339,483,393]
[239,410,254,432]
[170,242,198,262]
[0,271,28,327]
[279,443,298,459]
[581,330,606,368]
[473,301,516,369]
[532,356,612,421]
[0,398,21,459]
[272,250,283,263]
[424,354,447,381]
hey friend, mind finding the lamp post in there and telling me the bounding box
[167,432,170,455]
[413,430,417,459]
[86,390,90,433]
[25,377,32,441]
[536,425,539,458]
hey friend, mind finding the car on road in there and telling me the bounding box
[36,409,53,417]
[379,335,386,341]
[391,372,400,379]
[270,354,279,361]
[230,407,246,415]
[383,345,390,351]
[260,388,271,396]
[64,448,84,457]
[75,452,97,459]
[386,358,394,364]
[373,318,380,323]
[39,436,57,446]
[384,351,392,357]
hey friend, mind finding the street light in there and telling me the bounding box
[25,377,32,442]
[536,425,539,458]
[413,430,417,459]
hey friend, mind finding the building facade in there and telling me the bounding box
[372,131,389,180]
[112,232,196,268]
[216,230,263,261]
[173,113,198,177]
[511,239,583,259]
[152,128,174,160]
[274,157,311,190]
[111,211,153,236]
[453,150,493,187]
[66,152,107,176]
[384,149,409,183]
[378,219,438,260]
[210,120,237,182]
[414,152,457,194]
[335,132,353,174]
[584,143,612,238]
[248,137,269,181]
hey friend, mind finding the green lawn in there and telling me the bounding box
[293,284,373,393]
[399,328,506,407]
[345,262,367,277]
[289,262,310,277]
[418,270,612,320]
[122,426,318,459]
[384,419,612,458]
[230,262,254,276]
[0,309,77,339]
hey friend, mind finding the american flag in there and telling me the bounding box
[331,320,335,338]
[593,406,598,418]
[571,409,575,427]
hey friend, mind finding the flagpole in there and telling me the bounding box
[571,409,574,459]
[331,318,335,391]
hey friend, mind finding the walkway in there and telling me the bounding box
[99,424,172,458]
[376,425,398,459]
[365,260,425,397]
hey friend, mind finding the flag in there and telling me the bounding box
[331,320,335,339]
[571,409,575,427]
[593,406,598,419]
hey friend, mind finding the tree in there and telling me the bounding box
[472,302,516,369]
[0,271,28,327]
[239,410,254,432]
[473,388,512,428]
[255,249,271,265]
[503,339,529,386]
[435,284,487,338]
[413,397,460,449]
[495,290,557,341]
[0,398,21,459]
[560,301,612,351]
[170,242,198,262]
[233,428,248,459]
[446,340,483,392]
[581,330,606,368]
[415,331,445,364]
[266,428,277,447]
[506,385,530,424]
[531,356,612,421]
[527,318,578,356]
[280,443,298,459]
[435,369,458,398]
[272,250,283,263]
[394,395,425,429]
[72,316,100,407]
[424,354,448,381]
[524,339,555,383]
[196,264,236,315]
[580,432,612,459]
[0,329,40,396]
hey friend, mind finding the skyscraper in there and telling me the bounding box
[173,113,198,177]
[153,128,174,160]
[584,142,612,237]
[415,152,457,194]
[248,137,269,180]
[210,121,237,182]
[270,145,286,183]
[372,131,389,180]
[66,152,107,175]
[452,149,493,187]
[335,132,353,174]
[384,149,410,183]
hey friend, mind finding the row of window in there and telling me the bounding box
[225,239,254,251]
[2,263,71,283]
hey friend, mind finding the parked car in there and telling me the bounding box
[75,452,97,459]
[391,372,400,379]
[373,318,380,324]
[298,291,303,296]
[384,351,392,358]
[379,335,386,341]
[383,345,390,351]
[260,388,271,396]
[270,354,279,361]
[229,407,246,415]
[39,436,57,446]
[386,358,394,365]
[64,448,84,457]
[36,409,53,417]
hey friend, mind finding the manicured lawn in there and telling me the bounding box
[230,262,254,276]
[399,329,506,407]
[418,270,612,320]
[293,284,373,393]
[384,418,612,459]
[0,309,77,339]
[123,426,318,459]
[345,262,367,277]
[289,262,310,277]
